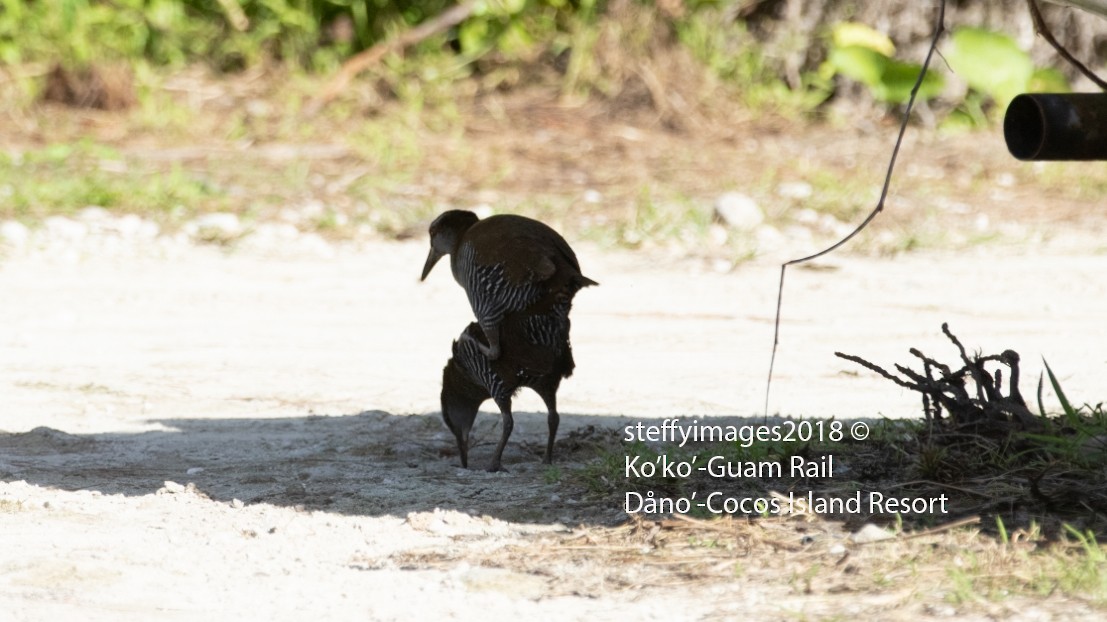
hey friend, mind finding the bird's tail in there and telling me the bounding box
[576,275,599,288]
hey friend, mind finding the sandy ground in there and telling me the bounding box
[2,227,1106,620]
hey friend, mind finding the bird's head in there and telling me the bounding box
[441,338,487,468]
[421,210,479,281]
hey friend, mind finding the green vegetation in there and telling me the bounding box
[0,2,1073,115]
[823,22,944,104]
[570,361,1107,534]
[563,403,1107,605]
[677,7,831,116]
[1,3,1101,252]
[564,372,1107,602]
[943,27,1070,128]
[1026,360,1107,468]
[823,21,1069,127]
[0,141,223,222]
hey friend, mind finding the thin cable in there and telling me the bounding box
[764,0,948,417]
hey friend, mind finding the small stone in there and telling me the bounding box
[582,189,603,204]
[819,214,853,237]
[299,200,325,219]
[253,223,300,241]
[190,212,242,237]
[0,220,29,247]
[246,99,272,118]
[756,225,784,248]
[278,208,303,224]
[44,216,88,241]
[708,224,728,246]
[186,467,204,475]
[713,192,764,230]
[115,214,159,239]
[159,480,186,494]
[295,233,335,258]
[793,208,819,224]
[777,181,813,200]
[850,523,895,544]
[77,206,111,222]
[231,498,245,509]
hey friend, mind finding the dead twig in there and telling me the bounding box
[306,1,477,116]
[1027,0,1107,90]
[898,515,982,541]
[764,0,947,416]
[834,352,919,392]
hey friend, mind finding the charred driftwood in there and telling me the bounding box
[836,323,1042,432]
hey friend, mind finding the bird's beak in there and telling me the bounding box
[420,248,444,281]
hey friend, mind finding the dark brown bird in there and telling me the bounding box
[441,299,576,472]
[421,210,597,361]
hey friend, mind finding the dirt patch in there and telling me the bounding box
[3,69,1107,617]
[1,226,1106,617]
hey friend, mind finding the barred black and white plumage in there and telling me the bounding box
[524,297,572,350]
[421,210,597,361]
[459,245,543,343]
[440,307,576,472]
[452,326,510,401]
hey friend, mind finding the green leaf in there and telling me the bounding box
[1028,67,1070,93]
[827,45,887,87]
[498,19,534,56]
[946,27,1033,105]
[458,18,491,56]
[1042,358,1076,418]
[831,22,896,57]
[495,0,528,16]
[828,45,942,104]
[873,59,944,103]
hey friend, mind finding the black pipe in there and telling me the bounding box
[1003,93,1107,161]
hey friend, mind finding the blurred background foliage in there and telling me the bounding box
[0,0,1104,124]
[1,0,1105,249]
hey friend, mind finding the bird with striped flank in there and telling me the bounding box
[440,301,576,472]
[420,210,597,361]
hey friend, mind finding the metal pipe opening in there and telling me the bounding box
[1004,93,1107,161]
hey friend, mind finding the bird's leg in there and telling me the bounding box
[454,428,469,469]
[536,387,560,465]
[457,322,502,361]
[488,397,514,472]
[477,320,502,361]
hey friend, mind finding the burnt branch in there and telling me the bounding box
[838,324,1043,433]
[910,347,955,380]
[834,352,920,392]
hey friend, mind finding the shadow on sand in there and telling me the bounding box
[0,409,691,524]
